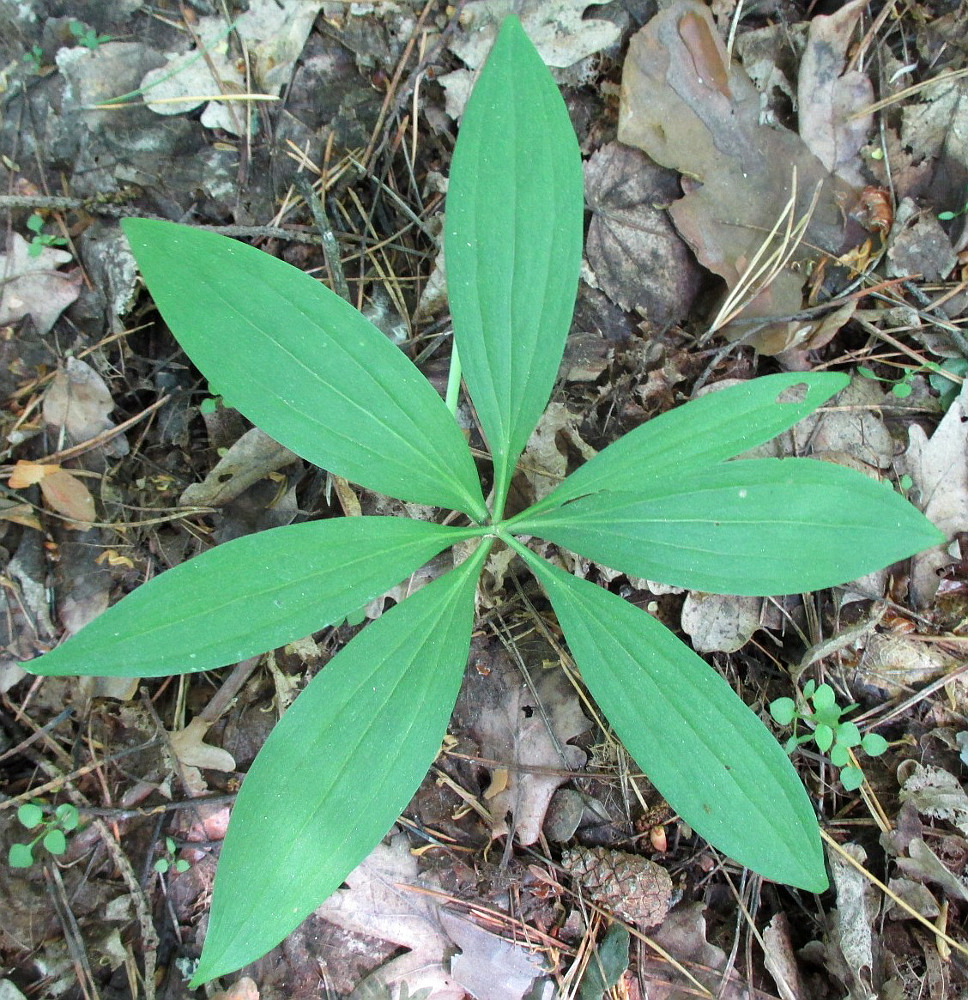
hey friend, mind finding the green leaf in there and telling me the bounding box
[23,518,475,678]
[829,743,850,767]
[835,721,861,748]
[513,543,827,892]
[810,683,836,712]
[862,732,889,757]
[513,459,945,596]
[769,698,796,726]
[121,219,487,520]
[17,803,43,829]
[578,923,630,1000]
[524,373,848,516]
[154,858,170,874]
[840,766,864,791]
[55,803,79,830]
[43,829,67,855]
[445,15,583,513]
[814,723,834,753]
[8,843,34,868]
[190,539,489,985]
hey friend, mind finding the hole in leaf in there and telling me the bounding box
[775,382,809,404]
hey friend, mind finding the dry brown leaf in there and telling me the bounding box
[180,426,299,507]
[519,402,596,504]
[39,469,96,528]
[848,631,960,699]
[10,460,96,528]
[826,842,875,998]
[899,762,968,838]
[453,640,591,845]
[797,0,873,187]
[896,381,968,606]
[170,717,236,773]
[680,592,763,654]
[316,834,544,1000]
[886,198,957,281]
[763,912,806,1000]
[584,142,702,326]
[43,357,127,455]
[896,837,968,905]
[8,459,51,489]
[449,0,620,71]
[0,233,82,334]
[618,0,858,353]
[0,498,41,531]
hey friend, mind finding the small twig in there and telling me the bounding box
[27,394,172,466]
[294,174,351,303]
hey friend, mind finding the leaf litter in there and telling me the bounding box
[5,0,968,997]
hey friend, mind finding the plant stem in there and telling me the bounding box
[445,341,462,417]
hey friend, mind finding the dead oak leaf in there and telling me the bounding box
[584,142,702,327]
[797,0,873,187]
[453,640,591,845]
[0,234,81,335]
[618,0,859,352]
[43,357,128,455]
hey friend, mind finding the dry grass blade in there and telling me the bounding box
[705,168,821,339]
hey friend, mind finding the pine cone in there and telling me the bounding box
[561,846,673,928]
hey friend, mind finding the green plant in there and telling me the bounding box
[939,200,968,222]
[68,20,112,50]
[856,363,916,399]
[21,16,943,985]
[928,356,968,411]
[24,213,69,257]
[770,681,889,792]
[154,836,190,875]
[22,45,44,74]
[8,802,79,867]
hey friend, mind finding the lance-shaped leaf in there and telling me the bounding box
[22,518,478,678]
[445,16,583,512]
[521,372,848,516]
[513,458,944,596]
[122,219,487,521]
[513,542,827,892]
[190,540,488,985]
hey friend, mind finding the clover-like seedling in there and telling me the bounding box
[770,681,889,791]
[67,20,112,50]
[8,802,79,867]
[20,16,943,985]
[154,836,190,876]
[25,213,69,258]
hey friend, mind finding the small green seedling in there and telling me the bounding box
[198,395,222,416]
[939,200,968,222]
[154,836,190,875]
[8,802,79,867]
[24,213,68,257]
[856,364,916,399]
[68,21,112,50]
[21,17,943,985]
[22,45,44,74]
[770,681,889,791]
